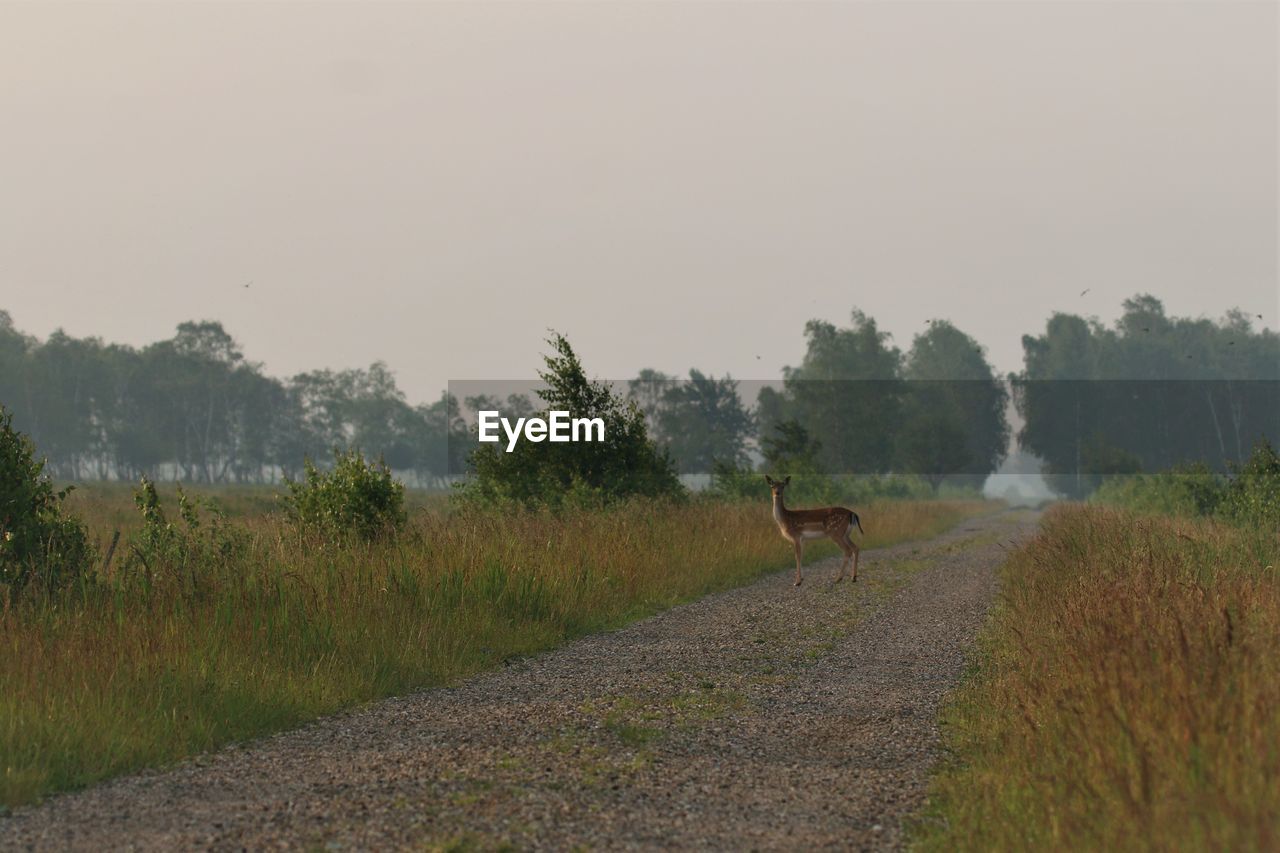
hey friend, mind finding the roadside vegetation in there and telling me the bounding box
[918,490,1279,849]
[1092,438,1280,529]
[0,487,987,808]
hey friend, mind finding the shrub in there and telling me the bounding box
[1092,463,1225,518]
[1093,439,1277,528]
[1219,438,1280,529]
[125,477,249,589]
[282,448,406,542]
[0,405,92,591]
[708,460,761,501]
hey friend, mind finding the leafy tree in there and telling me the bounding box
[770,310,904,474]
[413,393,470,485]
[627,369,677,434]
[1016,295,1279,497]
[0,311,32,419]
[652,370,754,473]
[761,419,822,475]
[896,410,971,492]
[901,320,1009,488]
[462,333,682,508]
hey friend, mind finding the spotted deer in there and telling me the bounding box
[765,475,864,586]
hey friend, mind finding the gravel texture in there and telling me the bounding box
[2,509,1039,852]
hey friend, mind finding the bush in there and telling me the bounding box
[1219,438,1280,529]
[125,477,249,589]
[282,449,406,542]
[708,460,761,500]
[1093,439,1278,528]
[1092,463,1225,518]
[0,405,93,591]
[460,333,683,509]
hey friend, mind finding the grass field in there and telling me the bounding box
[1,490,993,808]
[917,504,1280,850]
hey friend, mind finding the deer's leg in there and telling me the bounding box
[849,539,860,582]
[793,538,804,586]
[834,533,854,582]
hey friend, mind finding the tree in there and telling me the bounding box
[766,310,904,474]
[652,370,754,473]
[760,419,822,474]
[900,320,1009,489]
[627,369,677,435]
[414,393,471,485]
[1015,295,1280,498]
[462,333,683,507]
[896,411,971,492]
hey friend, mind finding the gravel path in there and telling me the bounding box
[2,509,1039,852]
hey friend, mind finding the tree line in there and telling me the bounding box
[1,294,1274,495]
[0,313,466,486]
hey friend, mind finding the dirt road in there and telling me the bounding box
[2,510,1038,851]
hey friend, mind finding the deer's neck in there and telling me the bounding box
[772,494,789,525]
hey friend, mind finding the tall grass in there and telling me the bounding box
[1,496,989,807]
[918,505,1280,850]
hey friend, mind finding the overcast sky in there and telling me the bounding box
[2,1,1275,403]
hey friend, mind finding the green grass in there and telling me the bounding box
[916,505,1280,851]
[0,493,994,807]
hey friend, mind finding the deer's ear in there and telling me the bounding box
[764,475,774,486]
[783,475,792,485]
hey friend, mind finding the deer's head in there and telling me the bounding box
[764,475,791,499]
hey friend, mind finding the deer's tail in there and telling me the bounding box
[851,511,864,536]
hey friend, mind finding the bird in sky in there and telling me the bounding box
[1080,288,1091,297]
[244,281,252,289]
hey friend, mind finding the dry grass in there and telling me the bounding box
[917,505,1280,851]
[0,494,990,807]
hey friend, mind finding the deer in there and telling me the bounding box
[765,475,864,586]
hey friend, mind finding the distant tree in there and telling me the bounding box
[463,394,503,418]
[896,410,971,492]
[414,393,470,485]
[503,393,536,420]
[627,369,677,435]
[900,320,1009,488]
[760,419,822,475]
[1015,295,1280,497]
[345,362,416,469]
[767,310,903,474]
[653,370,754,473]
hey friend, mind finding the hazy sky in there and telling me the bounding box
[2,1,1275,403]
